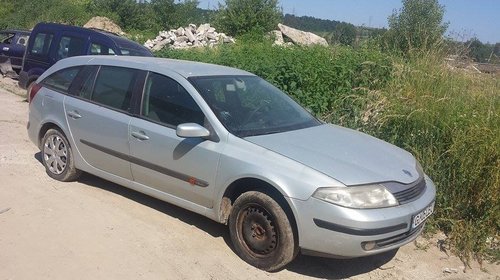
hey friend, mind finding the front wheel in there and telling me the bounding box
[41,129,81,181]
[229,191,297,271]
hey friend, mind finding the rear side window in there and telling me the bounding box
[30,33,54,55]
[90,43,115,55]
[42,67,81,92]
[91,66,139,111]
[57,36,85,60]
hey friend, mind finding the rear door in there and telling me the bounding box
[64,65,143,180]
[129,72,223,208]
[25,30,55,71]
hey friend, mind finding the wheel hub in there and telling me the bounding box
[43,135,67,175]
[240,206,277,256]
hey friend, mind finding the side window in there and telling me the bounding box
[30,33,53,55]
[17,35,29,46]
[90,43,115,55]
[57,36,85,60]
[42,67,81,92]
[142,72,204,127]
[70,66,98,100]
[0,33,15,44]
[91,66,138,111]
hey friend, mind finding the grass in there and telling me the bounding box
[366,57,499,264]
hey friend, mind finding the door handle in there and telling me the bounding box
[67,110,82,119]
[2,47,8,51]
[131,131,150,141]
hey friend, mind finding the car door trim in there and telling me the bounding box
[80,139,209,188]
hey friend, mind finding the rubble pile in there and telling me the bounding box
[144,24,235,51]
[84,16,126,36]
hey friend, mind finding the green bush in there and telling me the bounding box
[156,39,392,117]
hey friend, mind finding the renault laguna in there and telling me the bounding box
[27,56,436,271]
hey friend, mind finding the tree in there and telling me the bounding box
[332,22,356,46]
[386,0,448,55]
[214,0,282,36]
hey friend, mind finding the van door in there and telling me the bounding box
[24,31,55,71]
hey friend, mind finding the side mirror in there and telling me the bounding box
[176,123,210,138]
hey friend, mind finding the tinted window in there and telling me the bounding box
[142,72,204,127]
[71,66,98,99]
[91,66,139,111]
[30,33,53,55]
[56,36,86,60]
[42,67,81,92]
[90,43,115,55]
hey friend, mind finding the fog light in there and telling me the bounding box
[362,241,376,251]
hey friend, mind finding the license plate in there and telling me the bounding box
[412,201,435,229]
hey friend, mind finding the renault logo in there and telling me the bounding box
[403,169,413,177]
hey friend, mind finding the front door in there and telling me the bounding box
[129,72,223,208]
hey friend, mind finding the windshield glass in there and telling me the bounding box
[190,76,321,137]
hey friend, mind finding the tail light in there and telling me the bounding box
[28,83,42,103]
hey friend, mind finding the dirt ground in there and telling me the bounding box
[0,76,498,280]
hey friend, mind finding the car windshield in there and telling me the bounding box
[190,76,321,137]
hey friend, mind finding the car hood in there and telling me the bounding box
[245,124,419,186]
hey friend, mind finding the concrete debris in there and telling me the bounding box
[442,268,459,274]
[276,24,328,46]
[144,23,236,51]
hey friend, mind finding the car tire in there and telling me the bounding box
[229,191,297,271]
[41,129,81,182]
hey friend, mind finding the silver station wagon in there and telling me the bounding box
[27,56,436,271]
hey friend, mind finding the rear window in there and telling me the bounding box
[42,67,81,92]
[30,33,54,56]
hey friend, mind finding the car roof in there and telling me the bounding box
[33,22,149,52]
[49,56,254,78]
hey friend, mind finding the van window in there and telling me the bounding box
[42,67,81,92]
[57,36,85,60]
[91,66,139,111]
[90,43,115,55]
[141,72,204,127]
[0,32,15,44]
[17,35,29,46]
[30,33,53,55]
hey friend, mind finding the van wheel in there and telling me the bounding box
[229,191,297,271]
[41,129,81,181]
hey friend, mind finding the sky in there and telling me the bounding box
[197,0,500,43]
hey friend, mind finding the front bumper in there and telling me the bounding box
[291,175,436,258]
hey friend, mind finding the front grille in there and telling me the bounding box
[393,179,426,204]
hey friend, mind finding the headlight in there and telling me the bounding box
[312,185,398,209]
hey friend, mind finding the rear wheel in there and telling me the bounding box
[41,129,81,181]
[229,191,297,271]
